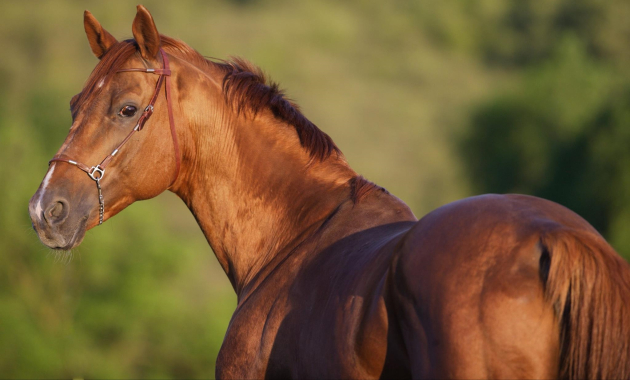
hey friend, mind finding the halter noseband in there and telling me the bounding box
[49,48,181,225]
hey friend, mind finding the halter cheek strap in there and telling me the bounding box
[49,48,181,225]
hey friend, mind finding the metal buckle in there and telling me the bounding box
[88,165,104,181]
[144,104,154,114]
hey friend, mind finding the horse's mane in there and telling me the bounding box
[72,36,340,162]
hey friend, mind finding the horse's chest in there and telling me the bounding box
[215,296,293,378]
[215,291,389,379]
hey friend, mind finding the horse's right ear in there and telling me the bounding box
[84,10,117,59]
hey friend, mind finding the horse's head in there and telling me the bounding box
[29,6,180,250]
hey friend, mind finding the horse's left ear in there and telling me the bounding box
[132,5,161,60]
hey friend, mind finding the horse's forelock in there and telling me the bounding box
[71,40,139,119]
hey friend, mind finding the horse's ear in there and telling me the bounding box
[132,5,161,60]
[84,10,117,59]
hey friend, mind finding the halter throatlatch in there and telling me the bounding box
[49,48,181,225]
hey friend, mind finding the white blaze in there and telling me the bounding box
[34,163,56,220]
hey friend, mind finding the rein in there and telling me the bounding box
[49,48,181,225]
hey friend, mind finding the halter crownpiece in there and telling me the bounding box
[49,48,181,225]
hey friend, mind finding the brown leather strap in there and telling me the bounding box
[111,50,180,185]
[49,154,92,174]
[98,125,140,169]
[160,49,181,186]
[117,68,171,76]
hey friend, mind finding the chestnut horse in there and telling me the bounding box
[29,6,630,379]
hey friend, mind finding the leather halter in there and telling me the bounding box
[49,48,181,225]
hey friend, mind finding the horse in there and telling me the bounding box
[28,5,630,379]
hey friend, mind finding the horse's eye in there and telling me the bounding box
[119,105,137,117]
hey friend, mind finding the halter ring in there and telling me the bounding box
[88,166,104,181]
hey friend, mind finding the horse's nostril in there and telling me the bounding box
[44,199,69,224]
[50,202,63,218]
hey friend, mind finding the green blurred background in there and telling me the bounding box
[1,0,629,378]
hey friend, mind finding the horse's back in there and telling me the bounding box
[388,194,597,379]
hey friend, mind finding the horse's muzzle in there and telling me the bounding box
[29,190,88,250]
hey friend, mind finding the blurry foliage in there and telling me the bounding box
[0,0,628,378]
[414,0,630,69]
[460,0,630,259]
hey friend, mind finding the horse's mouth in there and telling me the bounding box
[34,215,88,251]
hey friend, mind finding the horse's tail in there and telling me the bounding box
[541,229,630,379]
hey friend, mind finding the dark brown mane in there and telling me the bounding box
[72,36,340,161]
[161,36,340,161]
[212,57,340,161]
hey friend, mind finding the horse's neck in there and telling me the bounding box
[170,58,417,298]
[171,70,356,293]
